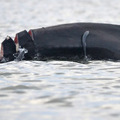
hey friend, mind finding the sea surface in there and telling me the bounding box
[0,0,120,120]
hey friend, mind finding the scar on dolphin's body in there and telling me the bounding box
[1,22,120,63]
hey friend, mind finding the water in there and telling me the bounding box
[0,0,120,120]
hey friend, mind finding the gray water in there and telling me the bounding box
[0,0,120,120]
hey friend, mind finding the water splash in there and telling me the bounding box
[81,31,90,60]
[14,47,28,61]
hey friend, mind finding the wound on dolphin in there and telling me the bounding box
[1,22,120,63]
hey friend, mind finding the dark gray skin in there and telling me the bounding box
[1,22,120,63]
[30,23,120,61]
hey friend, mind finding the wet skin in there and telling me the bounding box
[1,23,120,62]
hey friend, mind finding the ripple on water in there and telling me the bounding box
[0,85,40,90]
[0,60,120,120]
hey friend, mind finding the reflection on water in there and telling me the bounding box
[0,61,120,120]
[0,0,120,120]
